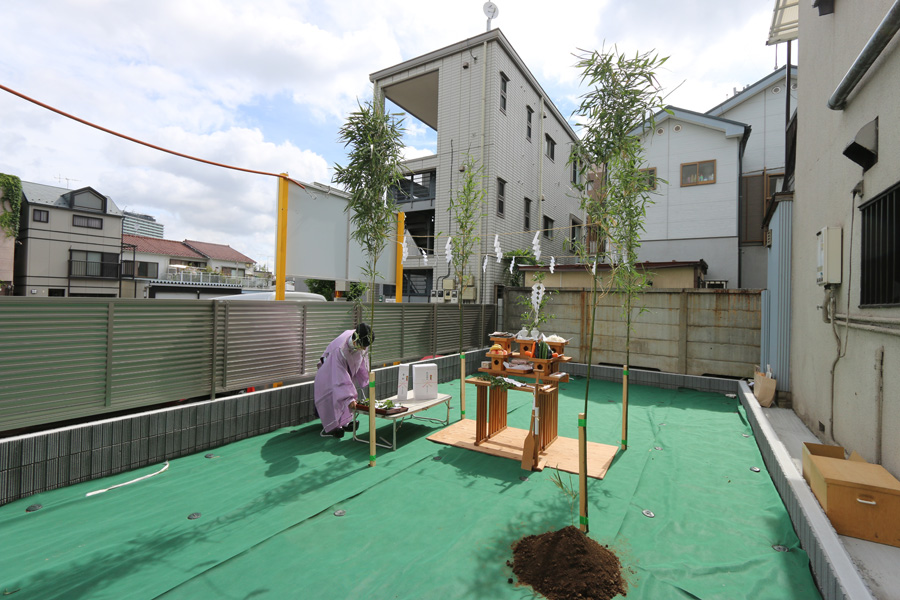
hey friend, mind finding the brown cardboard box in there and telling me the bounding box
[802,442,900,547]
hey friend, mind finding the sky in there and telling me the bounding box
[0,0,787,269]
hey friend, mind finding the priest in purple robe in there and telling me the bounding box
[314,323,373,438]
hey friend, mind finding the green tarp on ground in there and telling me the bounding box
[0,378,821,599]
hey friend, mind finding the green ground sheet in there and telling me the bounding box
[0,378,821,599]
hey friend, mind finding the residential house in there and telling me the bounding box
[636,68,797,290]
[371,28,583,303]
[788,0,900,477]
[14,181,124,297]
[122,234,262,299]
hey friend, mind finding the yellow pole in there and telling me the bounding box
[275,174,289,301]
[578,412,588,533]
[395,212,405,303]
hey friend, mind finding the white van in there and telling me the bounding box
[211,291,327,302]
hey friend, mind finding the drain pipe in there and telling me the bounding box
[828,1,900,110]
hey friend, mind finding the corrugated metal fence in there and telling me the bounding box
[0,299,495,431]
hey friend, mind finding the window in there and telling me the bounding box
[571,160,581,186]
[497,178,506,216]
[860,181,900,306]
[545,134,556,161]
[543,216,554,239]
[33,209,49,223]
[524,197,532,230]
[69,250,119,278]
[122,261,159,278]
[70,191,104,211]
[681,160,716,186]
[500,72,509,112]
[48,289,66,297]
[570,217,582,246]
[73,215,103,229]
[391,170,436,203]
[641,167,657,190]
[526,106,533,141]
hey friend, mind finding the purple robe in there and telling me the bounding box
[314,329,370,432]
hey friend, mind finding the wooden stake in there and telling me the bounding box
[621,364,628,451]
[369,371,376,467]
[578,412,588,533]
[460,354,467,420]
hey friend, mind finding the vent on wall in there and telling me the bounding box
[772,86,782,94]
[765,228,772,248]
[673,124,682,133]
[656,127,665,135]
[791,83,798,90]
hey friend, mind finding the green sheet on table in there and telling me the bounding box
[0,379,821,599]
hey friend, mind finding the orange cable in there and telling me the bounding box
[0,83,304,188]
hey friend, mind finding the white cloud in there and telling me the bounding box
[1,0,785,271]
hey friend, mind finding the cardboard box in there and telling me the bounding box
[413,363,437,401]
[802,442,900,547]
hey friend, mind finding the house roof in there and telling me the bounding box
[21,181,123,215]
[123,234,206,260]
[705,66,797,117]
[645,106,750,139]
[184,240,254,264]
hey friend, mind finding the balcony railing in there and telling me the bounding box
[69,260,120,279]
[149,271,273,289]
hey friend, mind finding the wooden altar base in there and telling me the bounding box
[427,419,617,480]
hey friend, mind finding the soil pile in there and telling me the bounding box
[508,526,626,600]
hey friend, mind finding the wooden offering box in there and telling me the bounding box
[480,336,570,383]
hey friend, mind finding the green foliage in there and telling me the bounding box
[501,249,537,287]
[305,278,335,301]
[548,468,579,527]
[347,281,367,302]
[0,173,23,239]
[450,154,486,352]
[568,46,669,414]
[473,374,517,390]
[332,97,406,331]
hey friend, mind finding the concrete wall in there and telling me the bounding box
[640,237,738,285]
[524,265,700,289]
[792,1,900,477]
[504,287,760,378]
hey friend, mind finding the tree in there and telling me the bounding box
[449,155,485,420]
[332,97,405,467]
[569,46,668,532]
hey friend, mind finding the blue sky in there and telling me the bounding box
[0,0,788,268]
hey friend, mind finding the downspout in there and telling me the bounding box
[479,39,488,304]
[736,125,751,288]
[538,97,545,241]
[828,1,900,110]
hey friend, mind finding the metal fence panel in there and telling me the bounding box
[0,298,496,431]
[0,299,109,427]
[110,300,214,407]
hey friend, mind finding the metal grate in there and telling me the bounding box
[860,181,900,306]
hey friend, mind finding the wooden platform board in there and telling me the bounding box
[427,419,617,479]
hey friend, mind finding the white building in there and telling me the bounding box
[122,211,164,239]
[371,28,583,303]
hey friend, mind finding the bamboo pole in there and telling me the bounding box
[368,371,376,467]
[460,354,467,420]
[621,364,629,450]
[578,412,588,533]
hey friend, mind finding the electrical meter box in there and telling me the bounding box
[816,227,842,286]
[442,279,456,291]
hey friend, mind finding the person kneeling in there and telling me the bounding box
[314,323,373,438]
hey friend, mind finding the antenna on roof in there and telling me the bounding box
[54,174,80,189]
[484,2,499,32]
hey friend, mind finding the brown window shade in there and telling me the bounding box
[741,174,765,244]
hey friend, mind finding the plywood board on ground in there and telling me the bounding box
[427,419,617,479]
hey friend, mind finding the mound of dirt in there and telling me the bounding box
[508,525,626,600]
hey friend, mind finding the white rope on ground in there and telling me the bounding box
[85,461,170,497]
